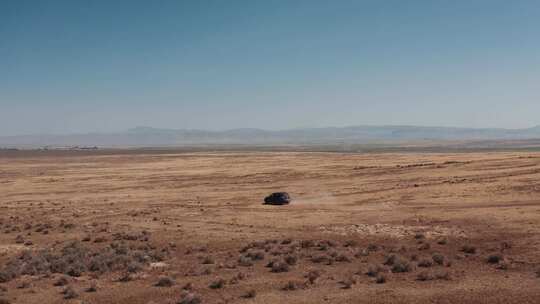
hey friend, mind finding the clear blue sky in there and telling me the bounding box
[1,0,539,135]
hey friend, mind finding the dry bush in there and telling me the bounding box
[383,254,398,266]
[271,261,290,273]
[229,272,246,284]
[461,245,477,254]
[418,243,431,251]
[200,256,215,265]
[282,280,305,291]
[416,271,432,281]
[305,269,321,284]
[340,276,356,289]
[85,282,97,293]
[436,238,448,245]
[487,254,503,264]
[54,276,69,287]
[62,286,79,299]
[178,291,201,304]
[242,289,257,299]
[311,254,332,264]
[335,253,352,263]
[366,264,383,277]
[209,277,225,289]
[355,248,369,257]
[414,233,425,240]
[246,250,265,261]
[375,274,386,284]
[300,240,315,248]
[17,281,30,289]
[391,258,412,273]
[284,254,298,266]
[155,276,175,287]
[432,253,445,265]
[417,270,450,281]
[344,240,358,247]
[238,256,254,267]
[418,259,433,268]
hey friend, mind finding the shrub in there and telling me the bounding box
[209,278,225,289]
[414,233,425,240]
[237,256,253,267]
[282,280,304,291]
[375,274,386,284]
[436,238,447,245]
[62,286,79,299]
[178,291,201,304]
[418,243,431,251]
[246,250,265,261]
[461,245,476,254]
[155,276,175,287]
[305,269,321,284]
[335,253,352,263]
[366,264,383,277]
[383,254,397,266]
[340,277,356,289]
[391,258,412,273]
[54,276,69,287]
[201,256,215,264]
[271,261,289,273]
[344,240,358,247]
[417,271,432,281]
[418,259,433,268]
[85,283,97,293]
[284,255,298,266]
[311,254,331,264]
[487,254,503,264]
[432,253,445,265]
[242,289,257,298]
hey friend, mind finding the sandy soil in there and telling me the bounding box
[1,151,540,303]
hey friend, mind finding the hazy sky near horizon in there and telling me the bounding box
[1,0,540,136]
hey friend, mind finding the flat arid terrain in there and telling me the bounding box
[1,150,540,303]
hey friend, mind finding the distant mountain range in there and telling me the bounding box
[2,125,540,148]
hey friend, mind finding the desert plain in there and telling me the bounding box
[1,150,540,303]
